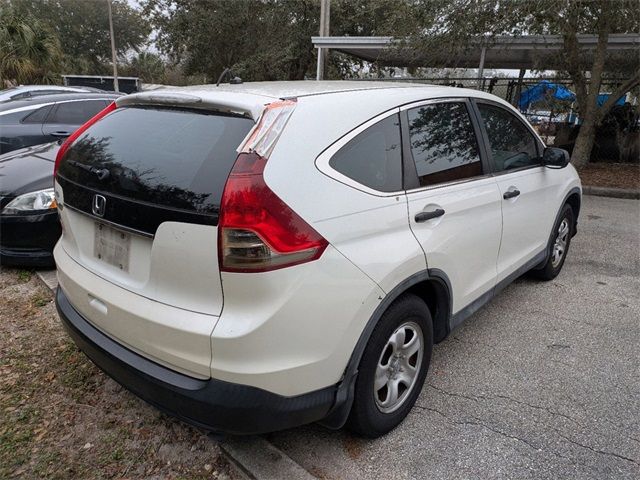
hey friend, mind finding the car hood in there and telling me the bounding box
[0,142,59,198]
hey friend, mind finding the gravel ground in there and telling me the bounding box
[267,195,640,480]
[0,269,236,480]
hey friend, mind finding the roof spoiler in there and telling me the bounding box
[116,91,265,120]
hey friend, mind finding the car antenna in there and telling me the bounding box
[216,68,243,86]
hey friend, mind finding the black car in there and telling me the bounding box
[0,92,120,155]
[0,142,61,267]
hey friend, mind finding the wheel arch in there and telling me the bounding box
[565,189,581,234]
[320,269,452,429]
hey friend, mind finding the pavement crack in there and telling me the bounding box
[428,384,581,425]
[414,403,584,467]
[462,419,542,452]
[427,384,640,448]
[554,432,639,466]
[428,384,480,403]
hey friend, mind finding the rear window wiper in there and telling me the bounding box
[68,160,110,181]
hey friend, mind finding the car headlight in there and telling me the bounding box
[2,188,57,215]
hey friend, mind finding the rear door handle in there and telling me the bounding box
[50,131,71,138]
[503,189,521,199]
[415,209,445,223]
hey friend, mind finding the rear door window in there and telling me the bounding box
[329,113,402,192]
[47,100,108,124]
[57,106,254,215]
[22,105,53,124]
[406,102,483,187]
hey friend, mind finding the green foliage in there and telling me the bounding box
[16,0,150,74]
[16,270,32,283]
[143,0,317,81]
[0,0,151,83]
[409,0,640,72]
[141,0,424,82]
[122,51,166,83]
[0,5,62,85]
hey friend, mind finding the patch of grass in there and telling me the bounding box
[0,406,38,477]
[31,292,52,307]
[58,342,100,398]
[17,270,32,283]
[32,450,60,478]
[110,445,125,462]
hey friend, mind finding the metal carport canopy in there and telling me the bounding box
[311,34,640,71]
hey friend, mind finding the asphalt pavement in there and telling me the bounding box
[267,195,640,480]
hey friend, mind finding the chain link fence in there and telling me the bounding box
[354,76,639,163]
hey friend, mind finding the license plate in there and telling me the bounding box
[94,222,131,271]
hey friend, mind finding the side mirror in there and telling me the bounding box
[543,147,570,169]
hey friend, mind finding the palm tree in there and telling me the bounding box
[0,8,62,86]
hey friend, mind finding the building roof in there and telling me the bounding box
[312,34,640,70]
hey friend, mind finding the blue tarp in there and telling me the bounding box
[518,80,576,111]
[519,80,627,111]
[597,93,626,107]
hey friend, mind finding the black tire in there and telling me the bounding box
[347,293,433,438]
[530,204,575,281]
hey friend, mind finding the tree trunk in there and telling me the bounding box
[563,0,611,168]
[571,119,596,169]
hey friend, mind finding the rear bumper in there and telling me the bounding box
[55,286,336,435]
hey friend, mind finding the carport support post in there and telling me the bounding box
[477,46,487,88]
[107,0,119,92]
[515,68,526,108]
[316,0,330,80]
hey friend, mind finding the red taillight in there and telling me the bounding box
[219,152,328,272]
[54,101,117,178]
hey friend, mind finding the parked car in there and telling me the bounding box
[0,142,61,267]
[0,92,121,155]
[53,82,581,438]
[0,85,113,103]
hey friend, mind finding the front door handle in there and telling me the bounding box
[415,209,445,223]
[503,189,521,199]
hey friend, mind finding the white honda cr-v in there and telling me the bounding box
[53,81,581,437]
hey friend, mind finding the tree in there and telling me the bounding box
[6,0,150,74]
[124,52,166,83]
[408,0,640,167]
[141,0,423,82]
[0,6,62,85]
[557,0,639,167]
[142,0,319,82]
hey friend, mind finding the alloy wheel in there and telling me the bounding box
[551,218,570,268]
[374,321,424,413]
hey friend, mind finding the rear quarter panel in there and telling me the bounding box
[264,89,434,294]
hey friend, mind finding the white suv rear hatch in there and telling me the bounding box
[55,104,255,376]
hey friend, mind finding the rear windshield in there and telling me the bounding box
[58,106,254,214]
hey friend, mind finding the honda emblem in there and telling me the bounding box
[92,194,106,217]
